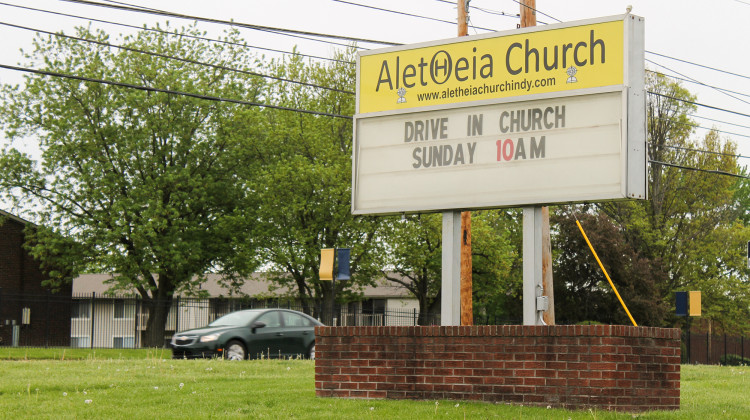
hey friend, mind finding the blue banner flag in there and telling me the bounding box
[337,248,351,280]
[675,291,687,316]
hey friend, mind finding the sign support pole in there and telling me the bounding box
[519,0,553,326]
[441,211,461,325]
[522,207,543,325]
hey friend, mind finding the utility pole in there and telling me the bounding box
[458,0,469,36]
[458,0,472,326]
[520,0,555,325]
[520,0,536,27]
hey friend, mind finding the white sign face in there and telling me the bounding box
[353,91,626,214]
[352,14,646,215]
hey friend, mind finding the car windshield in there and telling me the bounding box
[208,310,262,327]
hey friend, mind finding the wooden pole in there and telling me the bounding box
[458,0,468,36]
[457,0,473,326]
[520,0,536,27]
[520,0,554,325]
[460,211,472,325]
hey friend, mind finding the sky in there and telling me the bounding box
[0,0,748,215]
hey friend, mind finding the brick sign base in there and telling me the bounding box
[315,325,680,412]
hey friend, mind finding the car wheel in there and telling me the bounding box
[225,340,246,361]
[307,343,315,360]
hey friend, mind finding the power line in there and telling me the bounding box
[646,59,750,106]
[659,144,750,160]
[693,114,750,131]
[649,160,750,180]
[475,6,546,24]
[451,0,515,17]
[651,115,750,139]
[647,69,750,101]
[647,91,750,119]
[0,21,354,95]
[473,6,518,19]
[8,2,750,126]
[56,0,399,47]
[471,3,550,24]
[0,62,353,119]
[646,51,750,81]
[0,1,354,65]
[99,0,160,12]
[334,0,457,27]
[433,0,537,23]
[332,0,496,32]
[509,0,562,23]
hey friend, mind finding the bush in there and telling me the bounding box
[719,354,750,366]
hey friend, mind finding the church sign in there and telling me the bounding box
[353,14,646,214]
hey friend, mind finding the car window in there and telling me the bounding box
[281,311,313,327]
[208,310,260,327]
[255,311,282,328]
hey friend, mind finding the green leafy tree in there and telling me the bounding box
[552,207,668,326]
[381,214,442,325]
[382,211,517,325]
[232,50,387,319]
[469,210,521,323]
[0,26,262,346]
[592,73,750,331]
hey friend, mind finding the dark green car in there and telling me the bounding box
[170,308,323,360]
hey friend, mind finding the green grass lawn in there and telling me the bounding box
[0,349,747,419]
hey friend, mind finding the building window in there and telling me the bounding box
[71,301,90,319]
[113,299,134,319]
[114,300,125,319]
[361,298,386,314]
[70,336,89,348]
[113,336,135,349]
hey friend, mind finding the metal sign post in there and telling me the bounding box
[441,211,461,325]
[523,207,545,325]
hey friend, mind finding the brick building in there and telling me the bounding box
[0,210,72,346]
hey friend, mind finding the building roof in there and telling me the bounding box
[73,273,414,299]
[0,209,35,226]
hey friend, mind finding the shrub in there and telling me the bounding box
[719,354,750,366]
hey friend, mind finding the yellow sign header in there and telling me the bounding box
[358,19,624,114]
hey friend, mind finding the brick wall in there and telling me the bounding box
[315,325,680,412]
[0,216,72,346]
[0,217,60,295]
[0,218,26,292]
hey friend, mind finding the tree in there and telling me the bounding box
[231,50,388,319]
[552,207,668,326]
[382,210,517,325]
[381,214,442,325]
[0,25,262,346]
[591,73,750,331]
[468,210,521,323]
